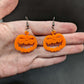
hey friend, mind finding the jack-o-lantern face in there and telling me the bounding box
[43,31,66,52]
[14,31,37,53]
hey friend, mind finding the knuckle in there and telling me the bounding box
[0,23,8,36]
[0,23,8,32]
[0,23,14,41]
[0,23,10,39]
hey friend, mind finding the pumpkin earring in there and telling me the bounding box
[14,16,37,53]
[43,17,66,52]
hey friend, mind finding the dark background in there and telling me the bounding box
[0,0,84,84]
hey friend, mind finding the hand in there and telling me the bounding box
[0,21,84,78]
[0,0,84,78]
[0,0,19,19]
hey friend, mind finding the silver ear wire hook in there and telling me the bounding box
[52,17,55,31]
[25,16,29,30]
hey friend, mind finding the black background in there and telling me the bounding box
[0,0,84,84]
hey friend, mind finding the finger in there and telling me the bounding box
[5,21,77,36]
[36,33,84,45]
[64,33,84,44]
[0,0,19,19]
[37,44,83,57]
[30,56,66,69]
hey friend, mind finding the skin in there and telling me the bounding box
[0,0,84,78]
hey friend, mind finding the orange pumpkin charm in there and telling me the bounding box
[14,31,37,53]
[43,17,66,52]
[43,30,66,52]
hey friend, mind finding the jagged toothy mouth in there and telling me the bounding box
[46,41,62,48]
[18,42,35,49]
